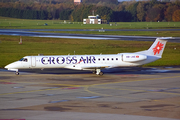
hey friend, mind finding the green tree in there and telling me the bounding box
[153,4,166,21]
[125,2,139,22]
[172,9,180,22]
[96,6,113,21]
[59,9,72,20]
[40,10,47,20]
[165,4,179,21]
[81,5,94,20]
[137,2,145,22]
[150,0,159,6]
[112,11,131,22]
[146,7,161,22]
[71,4,84,22]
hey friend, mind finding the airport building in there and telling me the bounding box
[74,0,82,5]
[83,15,107,24]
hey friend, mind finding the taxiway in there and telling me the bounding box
[0,29,180,42]
[0,67,180,120]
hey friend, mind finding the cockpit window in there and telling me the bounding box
[19,58,28,62]
[19,58,24,61]
[23,58,27,62]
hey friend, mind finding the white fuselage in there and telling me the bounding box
[5,53,159,71]
[5,37,170,75]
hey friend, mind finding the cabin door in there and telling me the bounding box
[31,56,36,67]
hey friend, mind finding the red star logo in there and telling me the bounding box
[153,41,164,55]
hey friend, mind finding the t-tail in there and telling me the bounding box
[136,37,171,58]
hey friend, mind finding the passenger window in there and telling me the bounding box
[107,58,109,61]
[112,58,114,60]
[116,58,118,60]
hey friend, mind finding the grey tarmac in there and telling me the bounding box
[0,67,180,120]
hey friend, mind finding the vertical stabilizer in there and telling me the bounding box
[136,37,171,57]
[147,38,168,57]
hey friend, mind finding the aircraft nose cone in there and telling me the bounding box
[4,64,9,69]
[4,62,19,72]
[4,62,18,70]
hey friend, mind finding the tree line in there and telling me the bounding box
[0,1,180,22]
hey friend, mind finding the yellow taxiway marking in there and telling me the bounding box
[88,75,180,87]
[84,75,180,97]
[0,75,180,96]
[84,86,151,101]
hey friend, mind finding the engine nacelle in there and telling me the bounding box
[122,53,147,62]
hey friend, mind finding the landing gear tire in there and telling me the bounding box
[96,69,104,76]
[15,72,19,75]
[99,72,104,76]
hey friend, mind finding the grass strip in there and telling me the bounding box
[0,35,180,68]
[0,17,180,29]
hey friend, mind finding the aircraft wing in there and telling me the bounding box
[65,64,115,70]
[81,65,110,70]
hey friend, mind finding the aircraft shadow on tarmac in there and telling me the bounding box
[14,67,180,75]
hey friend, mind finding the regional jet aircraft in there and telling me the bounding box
[5,37,171,75]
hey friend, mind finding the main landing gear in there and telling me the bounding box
[15,71,19,75]
[95,69,104,76]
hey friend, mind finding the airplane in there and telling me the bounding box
[5,37,171,75]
